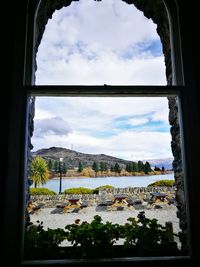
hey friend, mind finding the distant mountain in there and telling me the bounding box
[145,157,173,170]
[32,147,173,170]
[32,147,133,169]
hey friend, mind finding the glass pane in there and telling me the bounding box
[23,96,187,260]
[36,0,166,85]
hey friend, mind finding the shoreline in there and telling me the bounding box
[50,171,174,180]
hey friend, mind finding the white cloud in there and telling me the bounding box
[31,0,172,160]
[32,129,172,160]
[36,52,166,85]
[41,0,159,52]
[106,131,172,160]
[31,97,173,160]
[34,97,170,132]
[34,107,52,119]
[35,0,165,85]
[128,118,149,126]
[34,117,71,137]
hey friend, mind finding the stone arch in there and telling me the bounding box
[28,0,187,252]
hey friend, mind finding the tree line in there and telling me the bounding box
[90,160,152,174]
[45,159,156,175]
[30,156,166,188]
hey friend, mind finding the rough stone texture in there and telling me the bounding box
[30,186,176,208]
[168,95,187,252]
[25,96,35,226]
[27,0,187,252]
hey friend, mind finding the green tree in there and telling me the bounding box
[137,160,144,172]
[62,162,67,173]
[103,162,108,171]
[126,163,135,172]
[31,156,49,188]
[54,160,59,173]
[110,165,114,172]
[100,162,108,172]
[154,165,161,171]
[132,162,138,172]
[59,161,67,174]
[78,161,83,172]
[144,161,152,174]
[100,162,104,172]
[47,159,53,172]
[125,164,130,172]
[92,161,99,173]
[114,163,121,173]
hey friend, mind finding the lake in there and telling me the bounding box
[34,173,174,193]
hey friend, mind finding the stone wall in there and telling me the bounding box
[30,186,176,208]
[25,96,35,225]
[27,0,187,252]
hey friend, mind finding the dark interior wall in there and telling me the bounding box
[2,0,200,266]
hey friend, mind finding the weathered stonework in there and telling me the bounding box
[27,0,187,252]
[30,186,176,208]
[25,96,35,226]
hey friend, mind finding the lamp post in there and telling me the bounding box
[59,157,63,194]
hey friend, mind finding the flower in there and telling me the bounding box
[75,219,80,224]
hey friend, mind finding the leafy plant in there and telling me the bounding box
[63,187,93,194]
[65,215,123,258]
[24,212,180,260]
[24,221,66,259]
[122,211,177,255]
[30,187,57,195]
[148,180,175,187]
[94,185,114,191]
[30,156,49,187]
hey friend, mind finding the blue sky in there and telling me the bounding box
[33,0,172,161]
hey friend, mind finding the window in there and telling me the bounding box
[4,0,200,266]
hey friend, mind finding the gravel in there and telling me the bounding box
[30,206,181,248]
[30,206,180,233]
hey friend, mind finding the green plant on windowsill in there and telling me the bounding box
[122,211,178,257]
[65,215,123,258]
[24,220,67,259]
[24,212,181,260]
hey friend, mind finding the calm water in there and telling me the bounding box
[35,173,174,193]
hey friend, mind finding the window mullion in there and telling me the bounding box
[26,85,181,96]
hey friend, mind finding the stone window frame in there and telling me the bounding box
[4,0,199,266]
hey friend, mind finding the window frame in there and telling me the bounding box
[3,0,200,266]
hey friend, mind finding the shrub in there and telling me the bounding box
[63,187,93,194]
[30,188,56,195]
[65,215,122,258]
[80,167,95,177]
[24,212,180,260]
[147,180,175,187]
[93,185,114,191]
[123,211,174,254]
[24,221,66,259]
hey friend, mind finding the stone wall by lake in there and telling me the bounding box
[30,186,176,208]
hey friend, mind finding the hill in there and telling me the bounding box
[32,147,173,170]
[32,147,132,169]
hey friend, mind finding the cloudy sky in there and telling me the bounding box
[33,0,172,161]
